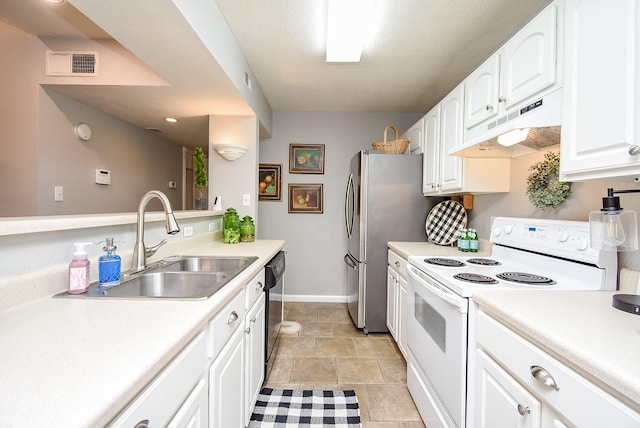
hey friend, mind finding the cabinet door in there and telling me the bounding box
[397,275,408,359]
[465,54,501,129]
[386,266,398,340]
[475,349,541,428]
[404,118,425,154]
[244,293,265,425]
[502,4,557,109]
[560,0,640,180]
[209,325,244,428]
[439,83,465,193]
[422,104,440,194]
[167,379,208,428]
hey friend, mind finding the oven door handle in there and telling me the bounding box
[408,265,468,313]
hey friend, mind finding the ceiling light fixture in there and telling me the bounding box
[44,0,65,4]
[164,117,178,123]
[497,128,530,146]
[326,0,377,63]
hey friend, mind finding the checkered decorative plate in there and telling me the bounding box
[248,388,361,427]
[425,200,467,245]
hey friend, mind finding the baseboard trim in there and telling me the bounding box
[280,294,348,303]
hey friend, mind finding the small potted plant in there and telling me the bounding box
[193,147,208,210]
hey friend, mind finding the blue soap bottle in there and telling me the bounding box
[99,237,121,288]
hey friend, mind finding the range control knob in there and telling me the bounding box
[576,237,589,251]
[558,230,569,242]
[504,224,513,234]
[493,226,502,237]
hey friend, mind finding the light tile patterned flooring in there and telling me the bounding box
[264,302,425,428]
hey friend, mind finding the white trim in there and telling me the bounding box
[281,294,348,303]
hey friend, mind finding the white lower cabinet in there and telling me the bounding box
[209,324,245,428]
[244,292,266,425]
[167,379,208,428]
[386,249,408,359]
[109,332,207,428]
[475,311,640,428]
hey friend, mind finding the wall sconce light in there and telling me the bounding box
[589,188,640,315]
[213,144,248,161]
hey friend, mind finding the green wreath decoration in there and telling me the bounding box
[526,151,572,209]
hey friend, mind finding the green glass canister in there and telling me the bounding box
[240,215,255,242]
[223,207,241,243]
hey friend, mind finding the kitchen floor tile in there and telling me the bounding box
[267,302,423,425]
[336,357,384,384]
[290,357,337,383]
[315,337,357,357]
[365,384,421,422]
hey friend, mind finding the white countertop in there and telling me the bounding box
[0,238,284,427]
[473,290,640,413]
[387,239,492,259]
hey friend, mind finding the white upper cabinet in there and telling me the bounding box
[465,3,559,131]
[423,83,511,195]
[560,0,640,181]
[402,118,425,155]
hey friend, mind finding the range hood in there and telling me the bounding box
[450,87,563,158]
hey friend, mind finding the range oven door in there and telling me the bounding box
[407,264,468,428]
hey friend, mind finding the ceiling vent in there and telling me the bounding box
[45,50,98,76]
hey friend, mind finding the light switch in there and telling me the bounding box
[242,193,250,206]
[54,186,63,202]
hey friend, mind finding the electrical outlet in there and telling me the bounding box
[183,226,193,237]
[209,218,222,231]
[243,193,250,206]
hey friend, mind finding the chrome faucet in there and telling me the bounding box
[132,190,181,271]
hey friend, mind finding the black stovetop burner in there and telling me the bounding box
[425,258,465,267]
[453,273,498,284]
[496,272,556,285]
[466,258,501,266]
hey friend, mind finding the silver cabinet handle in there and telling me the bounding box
[485,104,494,111]
[498,96,507,103]
[517,404,531,416]
[530,365,559,390]
[250,316,257,324]
[245,326,251,334]
[628,145,640,156]
[394,261,400,268]
[227,311,239,325]
[134,420,150,428]
[256,281,264,291]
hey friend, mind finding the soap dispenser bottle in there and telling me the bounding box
[69,242,92,294]
[98,238,121,288]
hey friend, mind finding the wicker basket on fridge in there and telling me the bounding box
[371,124,410,154]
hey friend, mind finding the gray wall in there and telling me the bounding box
[470,148,640,270]
[0,19,183,216]
[257,111,423,300]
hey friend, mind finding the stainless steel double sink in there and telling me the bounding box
[56,256,258,300]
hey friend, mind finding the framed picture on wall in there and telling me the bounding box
[258,163,282,201]
[289,144,325,174]
[288,183,323,213]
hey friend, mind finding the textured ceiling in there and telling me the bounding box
[1,0,552,146]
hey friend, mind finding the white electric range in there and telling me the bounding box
[405,217,618,428]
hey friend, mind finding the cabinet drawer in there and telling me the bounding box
[245,270,265,310]
[207,290,245,360]
[387,250,408,279]
[109,332,206,427]
[476,312,640,427]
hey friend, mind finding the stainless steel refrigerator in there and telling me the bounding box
[344,151,441,333]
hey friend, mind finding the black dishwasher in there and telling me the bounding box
[264,251,285,380]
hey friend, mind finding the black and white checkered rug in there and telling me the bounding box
[248,388,361,427]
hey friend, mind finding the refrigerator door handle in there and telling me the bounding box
[344,253,358,269]
[344,173,354,239]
